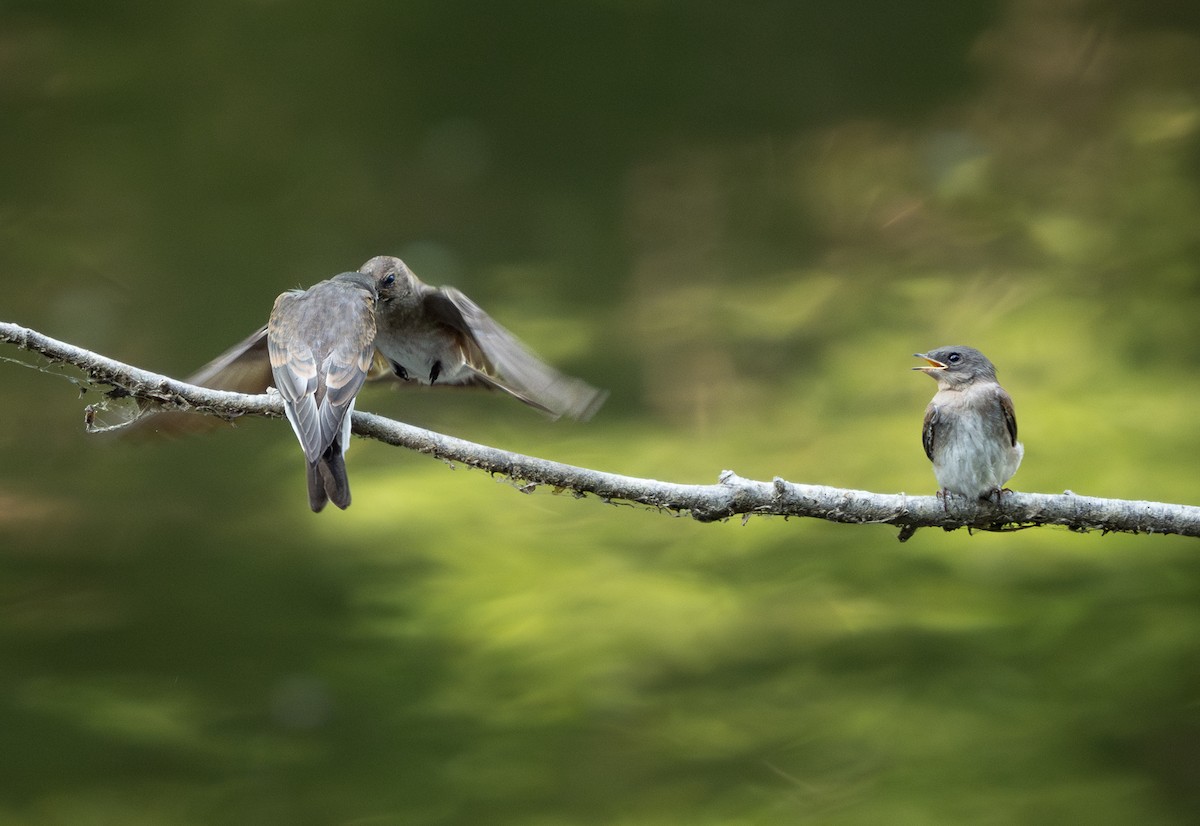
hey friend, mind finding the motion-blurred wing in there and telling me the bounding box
[184,325,273,395]
[120,325,273,436]
[423,286,606,421]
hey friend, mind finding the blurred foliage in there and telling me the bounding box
[2,1,1200,824]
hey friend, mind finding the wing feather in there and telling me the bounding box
[185,325,273,394]
[921,404,939,463]
[424,286,605,420]
[998,390,1018,446]
[269,291,329,462]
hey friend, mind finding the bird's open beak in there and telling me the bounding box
[912,353,947,371]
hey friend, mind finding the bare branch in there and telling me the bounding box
[4,321,1198,539]
[0,321,277,422]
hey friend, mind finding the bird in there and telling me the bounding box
[267,271,378,512]
[913,345,1023,501]
[360,255,606,421]
[131,255,606,435]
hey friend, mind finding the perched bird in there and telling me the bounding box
[130,256,606,435]
[913,345,1023,500]
[360,255,606,421]
[267,271,378,511]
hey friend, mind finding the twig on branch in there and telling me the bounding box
[3,321,1198,540]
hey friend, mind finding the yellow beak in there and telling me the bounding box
[912,353,947,371]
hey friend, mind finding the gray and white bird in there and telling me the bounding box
[913,345,1023,500]
[360,255,606,421]
[267,271,378,512]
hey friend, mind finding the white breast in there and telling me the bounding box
[931,386,1023,498]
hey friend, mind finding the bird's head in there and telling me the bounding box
[913,346,998,389]
[359,255,418,304]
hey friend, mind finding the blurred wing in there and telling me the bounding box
[184,325,273,394]
[121,324,274,437]
[423,286,606,421]
[921,404,939,462]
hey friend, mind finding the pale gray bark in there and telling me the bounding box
[4,321,1198,540]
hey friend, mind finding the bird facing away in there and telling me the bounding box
[913,345,1024,500]
[267,271,378,512]
[360,255,607,421]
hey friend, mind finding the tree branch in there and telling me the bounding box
[4,321,1198,540]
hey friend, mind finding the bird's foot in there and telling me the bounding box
[981,487,1014,505]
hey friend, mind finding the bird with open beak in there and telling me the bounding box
[267,271,378,512]
[913,345,1023,501]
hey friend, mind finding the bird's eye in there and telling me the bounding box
[382,273,396,286]
[947,352,962,364]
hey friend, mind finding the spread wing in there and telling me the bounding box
[120,325,273,436]
[921,403,939,463]
[422,286,606,421]
[185,325,273,394]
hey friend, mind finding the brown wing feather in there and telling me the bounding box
[321,295,377,412]
[268,291,326,462]
[314,290,377,451]
[122,324,274,436]
[420,286,498,374]
[998,390,1018,446]
[267,292,319,403]
[185,325,273,394]
[422,286,606,420]
[921,404,939,463]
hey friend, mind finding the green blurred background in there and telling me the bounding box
[3,1,1200,823]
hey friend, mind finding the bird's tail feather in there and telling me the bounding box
[316,443,351,510]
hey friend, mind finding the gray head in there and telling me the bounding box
[913,345,999,388]
[330,270,379,298]
[358,255,418,301]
